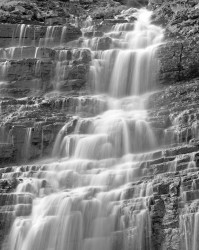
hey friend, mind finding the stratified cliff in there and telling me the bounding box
[147,1,199,249]
[0,0,126,24]
[150,0,199,84]
[0,0,199,250]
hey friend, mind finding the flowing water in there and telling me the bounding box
[0,24,71,84]
[2,8,164,250]
[22,128,33,162]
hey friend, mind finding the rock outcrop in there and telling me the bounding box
[0,0,126,24]
[146,79,199,250]
[150,0,199,85]
[157,40,199,84]
[147,1,199,246]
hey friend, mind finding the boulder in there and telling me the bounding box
[15,6,26,13]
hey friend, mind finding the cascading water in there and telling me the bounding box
[22,128,32,162]
[88,10,163,97]
[3,8,164,250]
[0,24,76,85]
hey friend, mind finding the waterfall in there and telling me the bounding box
[0,61,10,82]
[87,10,163,97]
[22,128,32,162]
[3,8,164,250]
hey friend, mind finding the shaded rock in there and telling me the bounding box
[45,17,67,26]
[95,36,112,50]
[84,31,104,38]
[0,144,15,165]
[157,39,199,84]
[15,6,26,13]
[0,24,82,48]
[0,47,56,60]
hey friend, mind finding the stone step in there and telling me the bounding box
[0,47,56,60]
[181,180,194,192]
[95,20,133,33]
[0,47,92,63]
[0,193,33,206]
[0,58,53,82]
[181,174,199,192]
[0,95,106,115]
[0,24,82,48]
[0,147,197,174]
[141,150,199,174]
[182,190,199,202]
[148,162,187,175]
[0,144,15,165]
[0,48,91,97]
[0,211,15,227]
[15,204,32,216]
[163,144,199,157]
[2,172,23,179]
[84,31,104,38]
[0,203,32,215]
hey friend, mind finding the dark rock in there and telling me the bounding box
[95,36,112,50]
[0,144,15,165]
[157,39,199,84]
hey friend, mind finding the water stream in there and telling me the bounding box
[2,8,164,250]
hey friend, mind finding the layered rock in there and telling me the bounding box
[1,2,199,250]
[0,0,126,25]
[149,0,199,85]
[146,78,199,250]
[156,40,199,84]
[0,95,107,164]
[0,23,82,48]
[0,49,91,98]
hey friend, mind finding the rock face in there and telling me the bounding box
[157,40,199,84]
[0,23,87,99]
[0,23,82,48]
[150,0,199,85]
[113,0,148,7]
[0,0,126,24]
[0,26,92,98]
[147,1,199,247]
[147,78,199,250]
[1,1,199,250]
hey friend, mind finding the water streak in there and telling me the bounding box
[22,128,32,162]
[4,8,164,250]
[86,9,163,97]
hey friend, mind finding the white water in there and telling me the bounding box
[180,211,199,250]
[0,61,10,82]
[22,128,32,162]
[87,10,163,97]
[3,8,164,250]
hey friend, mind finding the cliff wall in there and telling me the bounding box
[0,0,199,250]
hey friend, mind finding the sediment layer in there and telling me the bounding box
[0,1,199,250]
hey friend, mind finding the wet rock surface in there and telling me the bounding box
[0,48,91,98]
[146,78,199,249]
[0,1,199,250]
